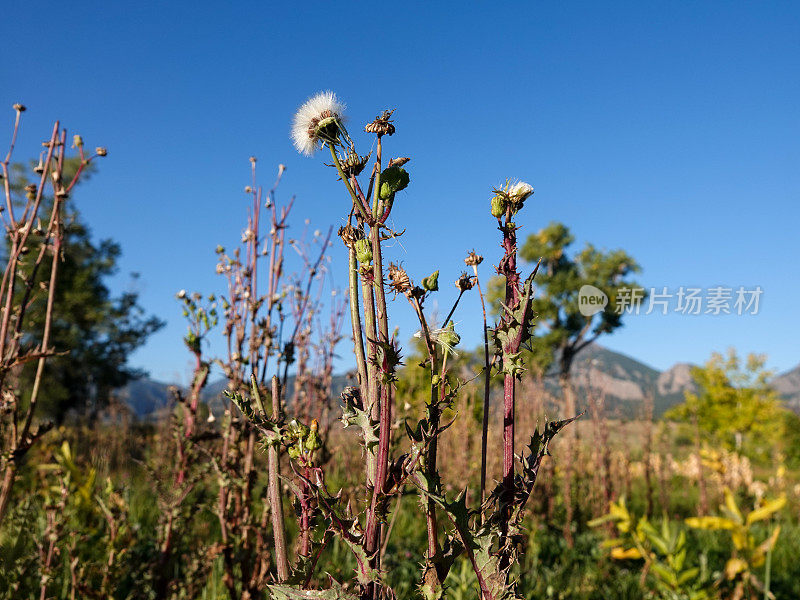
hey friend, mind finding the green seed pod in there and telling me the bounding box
[304,431,321,452]
[491,194,506,218]
[438,321,460,348]
[379,165,410,200]
[354,238,372,264]
[421,270,439,291]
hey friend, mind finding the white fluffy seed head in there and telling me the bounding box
[507,180,534,201]
[291,91,346,156]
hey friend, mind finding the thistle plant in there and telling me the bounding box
[218,91,576,600]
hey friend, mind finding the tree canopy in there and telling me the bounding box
[490,221,644,380]
[665,349,783,459]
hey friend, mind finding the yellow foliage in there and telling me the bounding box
[724,558,748,580]
[746,496,787,526]
[611,546,643,560]
[684,516,735,530]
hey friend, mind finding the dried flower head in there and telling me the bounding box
[337,149,371,178]
[291,91,346,156]
[464,250,483,267]
[13,103,26,112]
[95,147,108,157]
[455,272,474,292]
[337,225,364,249]
[365,109,396,136]
[388,262,413,297]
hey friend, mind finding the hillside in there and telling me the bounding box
[773,364,800,412]
[121,346,799,420]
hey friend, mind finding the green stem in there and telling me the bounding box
[361,264,379,489]
[410,298,442,569]
[764,540,773,600]
[348,248,369,407]
[474,272,491,521]
[372,137,382,217]
[328,144,371,223]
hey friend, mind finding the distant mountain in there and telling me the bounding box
[119,378,174,418]
[773,364,800,412]
[122,373,354,419]
[564,345,693,416]
[120,347,799,420]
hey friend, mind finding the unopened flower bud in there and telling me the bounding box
[438,321,460,348]
[354,238,372,264]
[421,270,439,291]
[379,165,410,200]
[72,135,83,148]
[491,195,506,218]
[95,147,107,157]
[13,103,25,112]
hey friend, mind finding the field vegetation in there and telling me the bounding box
[0,100,796,600]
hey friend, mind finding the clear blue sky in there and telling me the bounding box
[3,1,798,384]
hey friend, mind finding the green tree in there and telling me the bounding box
[491,221,644,402]
[10,158,163,420]
[665,349,783,460]
[522,222,644,381]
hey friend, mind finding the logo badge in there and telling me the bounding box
[578,285,608,316]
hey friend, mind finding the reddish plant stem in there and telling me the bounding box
[362,136,393,600]
[0,127,66,525]
[498,216,520,562]
[1,108,23,223]
[0,121,58,366]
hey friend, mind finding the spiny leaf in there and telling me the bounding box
[267,579,359,600]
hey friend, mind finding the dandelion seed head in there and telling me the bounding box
[507,180,534,202]
[291,91,346,156]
